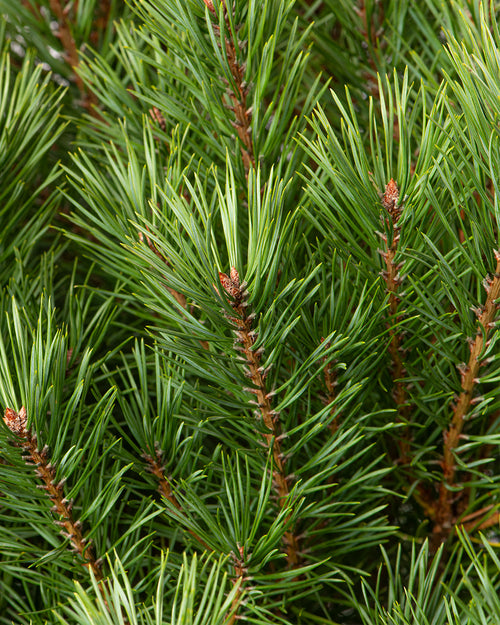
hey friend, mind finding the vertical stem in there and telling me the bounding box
[378,179,411,462]
[48,0,98,111]
[3,407,102,580]
[206,1,255,175]
[355,0,386,97]
[219,268,300,567]
[433,251,500,542]
[322,343,341,434]
[226,548,245,625]
[143,447,211,551]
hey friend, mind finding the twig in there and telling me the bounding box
[138,229,211,351]
[460,505,499,533]
[89,0,113,47]
[433,250,500,542]
[138,230,187,309]
[378,179,412,462]
[226,546,245,625]
[355,0,386,98]
[143,446,211,551]
[205,0,255,175]
[218,268,300,568]
[48,0,98,111]
[321,341,341,434]
[3,406,102,580]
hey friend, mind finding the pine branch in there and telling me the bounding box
[148,106,167,133]
[460,505,500,533]
[321,341,341,435]
[143,446,211,551]
[138,229,187,309]
[218,267,300,568]
[89,0,113,48]
[3,406,102,581]
[47,0,98,111]
[226,547,246,625]
[206,0,255,174]
[48,0,86,95]
[433,250,500,542]
[355,0,386,97]
[378,179,412,463]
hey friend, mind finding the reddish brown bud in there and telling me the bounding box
[230,266,240,286]
[382,179,401,222]
[203,0,216,14]
[3,406,27,437]
[383,179,399,207]
[149,107,166,131]
[218,270,241,300]
[219,271,232,292]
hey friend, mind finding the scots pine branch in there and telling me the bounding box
[3,406,102,581]
[138,229,187,309]
[205,0,255,174]
[143,446,182,510]
[322,343,341,435]
[143,446,211,551]
[47,0,98,110]
[434,250,500,542]
[461,505,500,534]
[355,0,390,98]
[378,179,411,462]
[219,267,300,568]
[226,547,246,625]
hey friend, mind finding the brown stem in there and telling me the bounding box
[89,0,113,47]
[225,547,245,625]
[143,448,182,510]
[21,0,43,18]
[355,0,386,98]
[356,0,385,50]
[48,0,98,111]
[225,39,254,173]
[378,179,411,462]
[322,343,340,435]
[433,250,500,542]
[149,107,167,131]
[209,3,255,174]
[143,447,211,551]
[3,406,102,580]
[138,230,187,309]
[219,268,300,568]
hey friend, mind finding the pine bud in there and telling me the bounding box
[3,406,27,437]
[203,0,216,14]
[382,178,402,222]
[148,106,166,131]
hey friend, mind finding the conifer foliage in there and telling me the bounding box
[1,1,500,623]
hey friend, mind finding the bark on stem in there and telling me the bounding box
[3,406,102,580]
[378,179,411,462]
[48,0,98,111]
[219,268,300,567]
[143,447,211,551]
[433,250,500,541]
[209,2,255,174]
[226,548,245,625]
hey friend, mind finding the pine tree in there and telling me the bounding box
[1,0,500,623]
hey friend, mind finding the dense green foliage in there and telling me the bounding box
[1,1,500,623]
